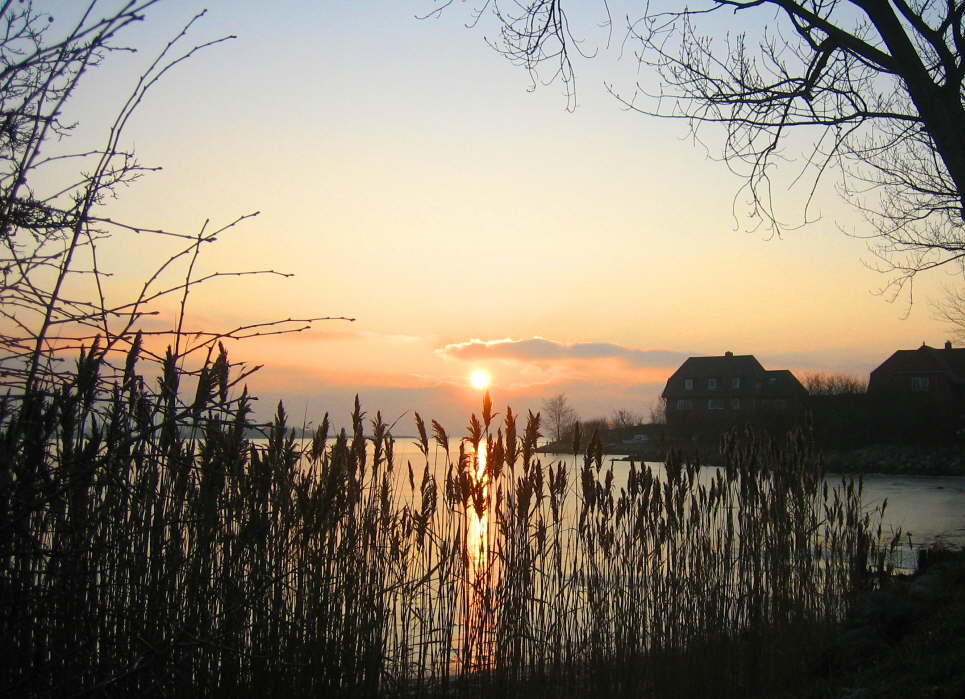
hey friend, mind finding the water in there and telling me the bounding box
[850,472,965,549]
[261,437,965,554]
[572,453,965,561]
[248,436,965,678]
[585,454,965,552]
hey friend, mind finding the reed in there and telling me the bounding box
[0,343,892,697]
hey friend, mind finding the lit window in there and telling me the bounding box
[731,377,741,389]
[911,376,930,392]
[708,398,724,410]
[730,398,740,410]
[676,399,693,410]
[684,378,694,391]
[707,378,718,390]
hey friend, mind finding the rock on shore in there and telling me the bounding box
[822,445,965,476]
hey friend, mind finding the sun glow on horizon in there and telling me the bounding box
[469,368,491,390]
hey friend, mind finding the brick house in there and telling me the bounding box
[868,341,965,401]
[661,352,808,430]
[867,342,965,438]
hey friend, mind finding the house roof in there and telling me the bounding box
[761,369,808,396]
[870,344,965,385]
[667,354,765,380]
[662,353,807,399]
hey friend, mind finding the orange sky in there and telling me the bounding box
[27,0,960,432]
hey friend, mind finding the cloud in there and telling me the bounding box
[438,337,687,368]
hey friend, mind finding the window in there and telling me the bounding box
[676,399,693,410]
[911,376,930,392]
[731,377,741,389]
[707,398,724,410]
[730,398,741,410]
[707,378,718,390]
[684,378,694,391]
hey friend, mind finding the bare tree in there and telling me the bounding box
[801,372,868,395]
[934,287,965,342]
[648,396,667,425]
[541,392,577,442]
[611,408,643,428]
[435,0,965,301]
[581,416,609,431]
[0,1,348,398]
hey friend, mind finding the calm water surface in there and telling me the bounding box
[268,438,965,557]
[851,471,965,549]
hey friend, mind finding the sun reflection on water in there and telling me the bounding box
[463,438,496,671]
[468,439,488,568]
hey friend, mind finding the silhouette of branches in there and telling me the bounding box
[934,285,965,341]
[437,0,965,301]
[0,1,352,401]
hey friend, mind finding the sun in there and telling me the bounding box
[469,368,491,390]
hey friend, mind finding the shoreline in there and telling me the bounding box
[539,441,965,477]
[821,444,965,476]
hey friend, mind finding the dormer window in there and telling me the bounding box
[707,378,718,390]
[684,378,694,391]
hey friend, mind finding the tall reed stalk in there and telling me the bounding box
[1,343,891,697]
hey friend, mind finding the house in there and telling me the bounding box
[868,341,965,402]
[661,351,808,430]
[867,342,965,438]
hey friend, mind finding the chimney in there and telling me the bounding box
[946,340,953,350]
[724,351,733,357]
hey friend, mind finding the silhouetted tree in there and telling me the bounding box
[802,372,868,395]
[581,415,610,438]
[0,1,346,397]
[541,392,577,442]
[934,287,965,342]
[611,408,643,428]
[648,396,667,425]
[434,0,965,299]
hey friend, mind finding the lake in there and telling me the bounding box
[261,437,965,568]
[236,434,963,682]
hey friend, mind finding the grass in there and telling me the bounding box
[0,342,895,697]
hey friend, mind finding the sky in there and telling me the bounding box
[35,0,960,432]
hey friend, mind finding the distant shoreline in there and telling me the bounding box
[821,444,965,476]
[538,439,965,477]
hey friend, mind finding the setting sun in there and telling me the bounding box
[469,369,491,390]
